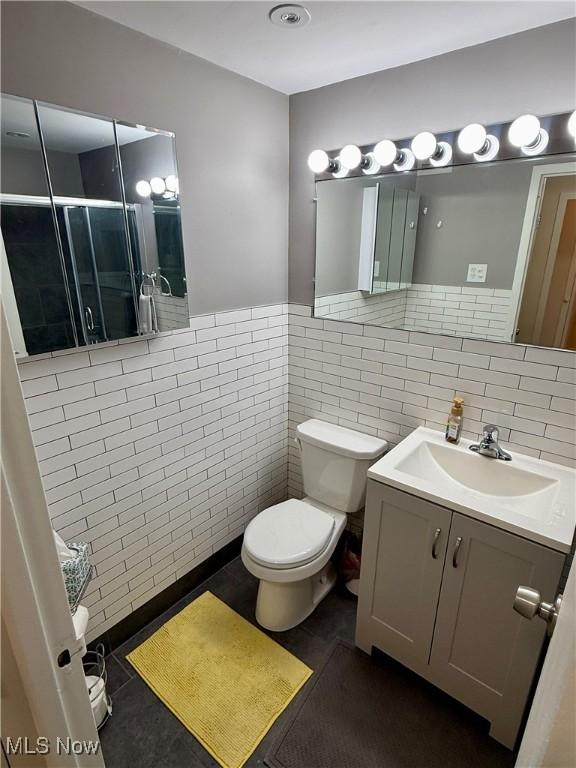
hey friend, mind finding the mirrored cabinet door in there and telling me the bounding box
[0,94,77,356]
[36,103,138,345]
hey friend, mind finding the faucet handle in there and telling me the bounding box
[482,424,499,441]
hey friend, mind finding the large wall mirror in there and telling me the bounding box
[0,93,188,357]
[314,113,576,351]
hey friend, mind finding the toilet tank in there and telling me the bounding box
[296,420,387,513]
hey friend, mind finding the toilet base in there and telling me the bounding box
[255,562,337,632]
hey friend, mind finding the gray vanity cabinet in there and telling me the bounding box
[356,480,565,749]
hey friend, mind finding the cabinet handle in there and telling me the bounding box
[431,528,441,559]
[452,537,463,568]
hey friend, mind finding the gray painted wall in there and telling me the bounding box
[1,1,288,315]
[1,145,84,198]
[290,18,576,304]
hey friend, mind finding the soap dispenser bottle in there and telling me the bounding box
[445,397,464,444]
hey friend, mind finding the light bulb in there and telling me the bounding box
[508,114,540,147]
[458,123,487,154]
[373,139,398,167]
[339,144,363,170]
[521,129,549,156]
[393,148,415,172]
[429,142,453,168]
[362,152,380,175]
[307,149,330,173]
[135,180,151,198]
[411,131,438,160]
[332,159,349,178]
[165,174,178,193]
[568,111,576,139]
[150,176,166,195]
[474,136,500,162]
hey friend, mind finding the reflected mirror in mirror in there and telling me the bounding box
[37,102,138,346]
[116,122,188,332]
[0,94,78,356]
[314,154,576,350]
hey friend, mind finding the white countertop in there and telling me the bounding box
[368,427,576,553]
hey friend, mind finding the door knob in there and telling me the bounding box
[513,586,563,636]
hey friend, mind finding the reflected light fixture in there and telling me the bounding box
[150,176,167,195]
[457,123,499,162]
[135,179,152,198]
[361,152,380,175]
[307,149,340,174]
[332,158,349,178]
[568,111,576,140]
[165,174,179,194]
[508,114,549,156]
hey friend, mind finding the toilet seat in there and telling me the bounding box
[243,499,335,570]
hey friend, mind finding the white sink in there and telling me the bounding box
[368,427,575,552]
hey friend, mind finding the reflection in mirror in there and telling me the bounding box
[117,122,187,332]
[314,154,576,350]
[0,94,77,355]
[36,102,138,345]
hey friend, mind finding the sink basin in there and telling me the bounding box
[368,427,575,552]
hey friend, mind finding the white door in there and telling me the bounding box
[1,306,105,768]
[515,560,576,768]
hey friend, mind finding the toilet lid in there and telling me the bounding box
[244,499,335,569]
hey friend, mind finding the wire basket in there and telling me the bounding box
[82,643,112,730]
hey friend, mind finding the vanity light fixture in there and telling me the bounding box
[332,160,349,178]
[307,149,340,174]
[339,144,369,171]
[135,179,152,198]
[457,123,499,162]
[568,111,576,139]
[508,114,549,156]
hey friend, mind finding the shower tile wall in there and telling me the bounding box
[18,304,288,642]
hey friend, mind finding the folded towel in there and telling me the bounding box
[54,530,75,561]
[139,292,158,334]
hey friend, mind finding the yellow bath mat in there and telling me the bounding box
[126,591,313,768]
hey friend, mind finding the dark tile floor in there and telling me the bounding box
[99,556,513,768]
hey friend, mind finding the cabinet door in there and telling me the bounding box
[356,482,452,670]
[430,513,564,748]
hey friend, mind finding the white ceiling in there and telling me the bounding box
[75,1,575,94]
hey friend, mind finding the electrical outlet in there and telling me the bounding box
[467,263,487,283]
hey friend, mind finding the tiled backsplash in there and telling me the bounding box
[288,303,576,495]
[18,301,575,638]
[19,304,288,641]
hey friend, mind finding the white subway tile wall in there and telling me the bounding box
[288,304,576,498]
[19,305,289,642]
[316,285,513,342]
[18,301,576,639]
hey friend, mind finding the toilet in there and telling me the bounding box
[242,419,387,631]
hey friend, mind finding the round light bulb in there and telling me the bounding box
[165,174,178,193]
[411,131,438,160]
[473,135,500,163]
[332,159,348,178]
[362,152,380,175]
[135,179,151,198]
[568,111,576,139]
[393,148,415,172]
[339,144,363,170]
[150,176,166,195]
[373,139,398,167]
[458,123,487,154]
[429,142,453,168]
[508,114,540,147]
[307,149,330,173]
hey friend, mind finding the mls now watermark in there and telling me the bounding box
[4,737,101,756]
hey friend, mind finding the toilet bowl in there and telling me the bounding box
[242,419,387,631]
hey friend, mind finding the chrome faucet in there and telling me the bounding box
[469,424,512,461]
